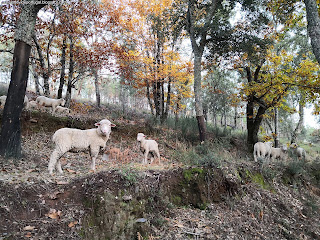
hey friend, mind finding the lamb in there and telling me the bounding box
[270,145,288,161]
[36,96,65,113]
[290,143,306,160]
[137,133,160,164]
[48,119,116,174]
[253,141,273,162]
[55,105,71,114]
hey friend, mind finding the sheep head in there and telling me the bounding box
[95,119,116,136]
[137,133,146,142]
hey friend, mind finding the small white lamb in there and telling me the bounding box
[55,105,71,114]
[253,141,273,162]
[290,143,306,160]
[137,133,160,164]
[270,145,288,161]
[48,119,116,174]
[36,96,65,112]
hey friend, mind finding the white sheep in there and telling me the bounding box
[48,119,116,174]
[55,105,71,114]
[0,95,28,108]
[270,145,288,161]
[0,95,6,107]
[137,133,160,164]
[290,143,306,160]
[28,100,39,110]
[36,96,65,113]
[253,141,273,162]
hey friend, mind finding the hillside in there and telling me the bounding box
[0,105,320,240]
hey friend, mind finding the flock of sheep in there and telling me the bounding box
[48,119,161,174]
[0,94,309,174]
[0,94,70,114]
[253,141,307,163]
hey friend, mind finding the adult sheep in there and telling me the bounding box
[253,142,273,162]
[48,119,116,174]
[290,143,306,160]
[137,133,160,164]
[270,145,288,161]
[36,96,65,112]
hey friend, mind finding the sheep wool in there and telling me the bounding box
[48,119,116,174]
[253,142,273,162]
[137,133,160,164]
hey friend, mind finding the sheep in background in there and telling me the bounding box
[0,96,6,107]
[270,145,288,161]
[0,95,28,109]
[55,105,71,114]
[290,143,306,160]
[137,133,160,164]
[28,100,39,110]
[36,96,65,112]
[48,119,116,174]
[253,142,273,162]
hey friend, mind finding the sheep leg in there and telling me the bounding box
[90,147,100,171]
[143,150,149,164]
[56,159,63,174]
[48,149,65,174]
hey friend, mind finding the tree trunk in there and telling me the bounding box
[194,54,206,142]
[274,108,279,148]
[57,35,67,99]
[33,35,50,96]
[31,57,40,95]
[93,69,101,108]
[119,77,127,114]
[0,3,45,158]
[65,35,74,108]
[291,102,305,144]
[304,0,320,65]
[0,41,30,157]
[146,79,154,115]
[186,0,219,142]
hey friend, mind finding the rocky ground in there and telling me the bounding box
[0,109,320,239]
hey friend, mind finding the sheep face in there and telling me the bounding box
[137,133,145,142]
[95,119,116,136]
[60,98,66,106]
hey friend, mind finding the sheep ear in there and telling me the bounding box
[111,123,116,127]
[95,122,100,127]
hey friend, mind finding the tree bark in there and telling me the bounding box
[304,0,320,65]
[33,35,50,96]
[0,2,45,158]
[291,102,305,144]
[93,69,101,108]
[57,35,67,99]
[65,35,74,108]
[30,56,40,95]
[274,108,279,148]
